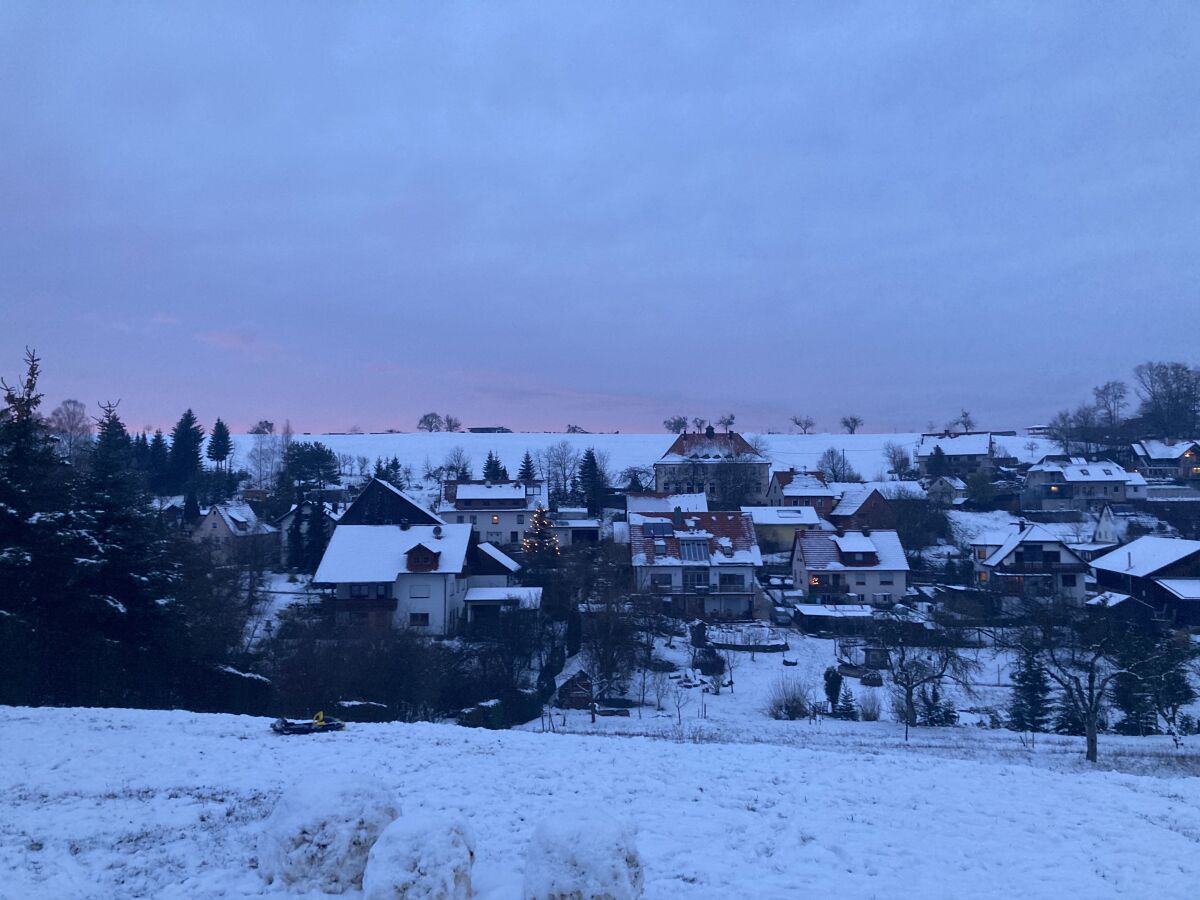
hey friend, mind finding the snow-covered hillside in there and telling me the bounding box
[4,703,1199,899]
[229,431,1056,484]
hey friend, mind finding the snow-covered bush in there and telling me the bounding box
[766,675,811,720]
[257,776,402,894]
[523,810,643,900]
[362,813,475,900]
[859,691,881,721]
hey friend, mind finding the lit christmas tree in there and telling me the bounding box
[521,504,560,564]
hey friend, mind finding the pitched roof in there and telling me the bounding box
[628,512,761,567]
[658,431,767,464]
[778,471,836,498]
[981,524,1088,568]
[740,505,821,526]
[1028,458,1146,485]
[1091,536,1200,578]
[1155,578,1200,601]
[211,502,277,536]
[915,432,993,458]
[463,587,542,609]
[830,488,878,517]
[793,530,908,573]
[313,524,472,582]
[475,541,521,573]
[1132,439,1200,461]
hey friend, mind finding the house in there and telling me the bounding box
[791,528,908,605]
[312,523,522,635]
[654,426,770,508]
[192,502,279,564]
[1091,536,1200,626]
[1130,440,1200,482]
[275,500,344,565]
[915,431,1016,478]
[826,487,896,531]
[968,522,1089,605]
[740,505,824,554]
[628,510,762,619]
[926,476,967,507]
[1021,457,1147,511]
[624,491,709,514]
[551,507,601,546]
[437,479,549,545]
[338,477,445,527]
[766,469,837,514]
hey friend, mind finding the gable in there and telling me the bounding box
[339,479,444,526]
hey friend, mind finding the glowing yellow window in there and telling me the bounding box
[491,515,500,525]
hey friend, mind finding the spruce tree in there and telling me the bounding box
[483,450,504,481]
[304,505,330,573]
[518,451,536,481]
[168,409,205,493]
[836,685,860,721]
[520,505,560,584]
[206,417,233,473]
[146,429,170,495]
[1008,649,1052,733]
[823,666,843,712]
[578,448,608,516]
[287,504,307,570]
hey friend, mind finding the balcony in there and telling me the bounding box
[992,561,1088,575]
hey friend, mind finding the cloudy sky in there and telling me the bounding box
[2,3,1197,435]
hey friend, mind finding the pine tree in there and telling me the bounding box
[1007,649,1052,733]
[483,450,505,482]
[578,448,608,516]
[520,505,560,584]
[287,503,307,570]
[168,409,205,493]
[823,666,843,712]
[518,451,536,481]
[206,418,233,473]
[836,685,860,721]
[927,446,949,477]
[304,505,330,573]
[146,429,170,495]
[1112,636,1159,736]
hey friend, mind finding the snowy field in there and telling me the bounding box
[229,431,1058,486]
[6,633,1200,900]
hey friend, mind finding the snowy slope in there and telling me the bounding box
[3,705,1199,899]
[228,431,1056,484]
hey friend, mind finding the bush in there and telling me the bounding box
[693,649,726,677]
[767,676,811,721]
[257,776,402,894]
[859,692,881,722]
[648,656,678,673]
[362,814,475,900]
[523,809,643,900]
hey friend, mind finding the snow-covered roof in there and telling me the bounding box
[476,541,520,573]
[658,431,767,464]
[739,506,821,526]
[313,524,472,582]
[1155,578,1200,601]
[625,491,709,513]
[929,476,967,491]
[1087,591,1132,607]
[794,530,908,573]
[981,524,1087,568]
[374,478,448,525]
[780,473,836,498]
[793,604,874,618]
[463,587,542,609]
[1028,458,1146,485]
[830,488,874,517]
[211,502,277,536]
[454,483,526,501]
[1132,440,1200,461]
[915,432,993,458]
[1091,536,1200,578]
[628,512,762,567]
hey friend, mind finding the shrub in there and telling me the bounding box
[767,676,811,721]
[859,692,881,722]
[693,649,726,677]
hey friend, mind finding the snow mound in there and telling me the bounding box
[362,813,475,900]
[257,775,402,894]
[523,810,643,900]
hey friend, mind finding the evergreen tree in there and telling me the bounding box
[304,504,331,573]
[823,666,843,712]
[483,450,505,482]
[167,409,205,493]
[927,445,949,477]
[1112,634,1159,735]
[518,451,537,481]
[578,448,607,516]
[836,685,860,721]
[287,503,307,570]
[917,682,958,726]
[146,429,170,495]
[1007,649,1052,733]
[520,505,560,583]
[206,417,233,473]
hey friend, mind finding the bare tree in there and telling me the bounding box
[876,614,979,742]
[721,649,738,694]
[790,415,815,434]
[443,446,472,480]
[691,417,707,433]
[882,441,912,478]
[443,414,462,433]
[652,670,670,711]
[663,415,688,434]
[417,412,444,432]
[840,415,864,434]
[540,440,580,501]
[817,447,861,483]
[947,409,975,433]
[47,399,93,463]
[716,413,736,432]
[1092,380,1128,429]
[1133,361,1200,436]
[248,420,282,489]
[671,684,692,725]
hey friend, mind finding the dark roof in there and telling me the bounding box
[659,431,766,462]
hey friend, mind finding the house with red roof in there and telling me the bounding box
[653,426,770,508]
[791,528,909,605]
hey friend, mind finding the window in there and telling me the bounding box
[517,514,525,525]
[375,583,390,599]
[1061,574,1077,587]
[718,572,744,589]
[409,613,430,627]
[880,576,894,585]
[491,515,500,525]
[650,573,673,588]
[469,515,477,524]
[855,576,867,586]
[680,540,708,562]
[683,568,708,591]
[350,584,369,597]
[978,571,989,584]
[509,531,519,543]
[408,584,431,599]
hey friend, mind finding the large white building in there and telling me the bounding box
[437,479,549,546]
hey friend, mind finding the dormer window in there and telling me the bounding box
[680,539,708,562]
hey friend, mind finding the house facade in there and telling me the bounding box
[1130,440,1200,482]
[437,479,549,546]
[915,431,1016,478]
[766,469,837,515]
[312,523,522,635]
[790,528,909,605]
[926,476,967,507]
[969,523,1089,605]
[1021,457,1148,511]
[192,502,279,564]
[629,510,762,619]
[654,427,770,508]
[338,478,445,527]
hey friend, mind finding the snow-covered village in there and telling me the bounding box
[4,4,1200,899]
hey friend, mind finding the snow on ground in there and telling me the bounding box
[244,574,318,647]
[3,702,1199,899]
[229,431,1059,487]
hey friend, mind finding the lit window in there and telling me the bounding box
[492,515,500,525]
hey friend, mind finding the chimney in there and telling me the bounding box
[433,525,443,540]
[835,527,845,538]
[862,526,871,536]
[672,506,684,530]
[399,518,409,531]
[1017,519,1027,530]
[1127,551,1132,571]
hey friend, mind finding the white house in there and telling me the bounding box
[790,528,909,605]
[1021,457,1147,511]
[312,523,521,635]
[968,522,1089,605]
[437,479,549,546]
